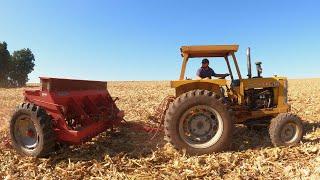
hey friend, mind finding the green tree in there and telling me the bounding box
[8,48,35,87]
[0,42,10,86]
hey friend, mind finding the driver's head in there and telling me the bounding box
[201,59,209,68]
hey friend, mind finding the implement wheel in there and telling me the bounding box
[164,90,234,155]
[10,103,56,157]
[269,113,304,147]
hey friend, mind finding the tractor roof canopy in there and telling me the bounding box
[180,45,239,58]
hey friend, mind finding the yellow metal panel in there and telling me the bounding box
[231,52,242,80]
[239,81,244,104]
[180,45,239,58]
[239,76,289,111]
[179,55,189,80]
[236,106,290,123]
[276,78,288,108]
[171,79,227,88]
[232,76,289,108]
[242,77,282,89]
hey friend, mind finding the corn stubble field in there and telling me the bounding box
[0,79,320,179]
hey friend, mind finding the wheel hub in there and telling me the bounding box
[281,122,298,143]
[26,129,35,138]
[189,114,214,136]
[179,105,223,148]
[14,115,38,149]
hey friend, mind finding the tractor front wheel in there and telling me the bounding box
[10,103,56,157]
[164,90,234,155]
[269,113,304,147]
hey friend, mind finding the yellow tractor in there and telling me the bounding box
[163,45,303,155]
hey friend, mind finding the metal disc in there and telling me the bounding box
[280,122,300,143]
[13,115,38,149]
[178,105,223,149]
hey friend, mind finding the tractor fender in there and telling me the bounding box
[174,82,222,97]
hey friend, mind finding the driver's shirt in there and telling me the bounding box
[196,67,216,79]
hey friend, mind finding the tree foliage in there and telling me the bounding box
[8,49,35,87]
[0,42,10,86]
[0,42,35,87]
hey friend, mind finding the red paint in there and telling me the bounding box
[26,129,35,137]
[24,77,124,144]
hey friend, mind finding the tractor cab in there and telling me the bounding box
[171,45,243,98]
[178,45,241,81]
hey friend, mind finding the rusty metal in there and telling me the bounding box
[144,95,175,139]
[149,95,175,125]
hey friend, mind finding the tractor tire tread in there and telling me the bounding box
[269,113,303,147]
[164,89,234,155]
[10,102,56,157]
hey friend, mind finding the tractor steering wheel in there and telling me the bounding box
[219,73,230,79]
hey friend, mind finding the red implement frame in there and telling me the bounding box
[24,77,124,144]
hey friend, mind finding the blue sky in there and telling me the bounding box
[1,0,319,82]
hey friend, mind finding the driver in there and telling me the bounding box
[196,59,229,79]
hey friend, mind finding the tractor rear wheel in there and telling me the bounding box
[164,90,234,155]
[269,113,304,147]
[10,103,56,157]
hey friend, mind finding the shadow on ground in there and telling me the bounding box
[36,120,320,167]
[230,124,272,152]
[230,120,320,152]
[302,120,320,143]
[47,121,166,166]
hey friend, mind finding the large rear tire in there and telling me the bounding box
[10,103,56,157]
[164,90,234,155]
[269,113,303,147]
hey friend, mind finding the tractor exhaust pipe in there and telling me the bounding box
[247,47,252,78]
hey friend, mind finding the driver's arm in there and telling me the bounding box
[196,76,210,80]
[214,73,228,78]
[196,68,203,79]
[211,69,228,78]
[195,75,202,80]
